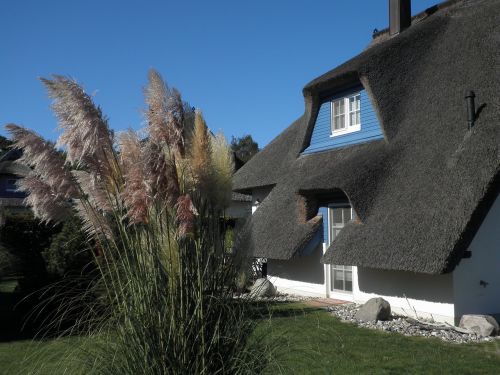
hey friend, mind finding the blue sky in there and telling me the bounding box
[1,0,439,148]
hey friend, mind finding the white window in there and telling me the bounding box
[328,205,356,292]
[330,93,361,137]
[6,179,18,192]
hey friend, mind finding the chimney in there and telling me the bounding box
[389,0,411,35]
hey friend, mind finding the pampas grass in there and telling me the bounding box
[6,69,265,374]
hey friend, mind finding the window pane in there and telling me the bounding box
[332,208,343,224]
[339,114,345,128]
[330,226,342,242]
[345,270,352,282]
[333,115,345,130]
[356,111,360,125]
[333,116,341,130]
[333,269,344,290]
[345,272,353,292]
[350,112,356,126]
[343,208,352,223]
[333,99,344,115]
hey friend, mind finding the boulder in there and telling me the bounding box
[459,315,499,337]
[355,298,391,322]
[249,278,276,298]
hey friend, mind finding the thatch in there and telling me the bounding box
[233,0,500,274]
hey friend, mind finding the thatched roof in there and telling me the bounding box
[233,0,500,274]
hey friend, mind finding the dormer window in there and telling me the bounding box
[331,92,361,136]
[302,85,383,154]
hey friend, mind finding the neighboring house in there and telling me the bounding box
[0,149,29,218]
[233,0,500,324]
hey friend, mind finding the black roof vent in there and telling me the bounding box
[389,0,411,35]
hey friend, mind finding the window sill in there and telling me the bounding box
[330,125,361,137]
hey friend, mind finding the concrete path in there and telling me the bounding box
[304,298,351,308]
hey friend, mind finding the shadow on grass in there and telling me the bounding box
[0,280,35,342]
[0,278,86,343]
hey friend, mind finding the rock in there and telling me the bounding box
[459,315,499,337]
[355,298,391,322]
[249,278,276,298]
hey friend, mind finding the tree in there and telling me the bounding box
[230,134,259,163]
[0,212,60,290]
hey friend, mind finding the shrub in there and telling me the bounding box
[6,70,264,374]
[0,212,59,290]
[42,215,94,278]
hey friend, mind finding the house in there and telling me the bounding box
[0,149,29,219]
[233,0,500,324]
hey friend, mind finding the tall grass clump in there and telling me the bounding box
[6,70,264,374]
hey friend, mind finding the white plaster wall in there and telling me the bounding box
[353,267,455,323]
[266,241,456,323]
[453,194,500,319]
[251,186,273,214]
[267,245,327,297]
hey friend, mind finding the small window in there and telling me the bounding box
[6,179,18,192]
[332,264,353,292]
[331,92,361,137]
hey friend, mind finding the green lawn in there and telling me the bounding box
[257,304,500,374]
[1,303,500,374]
[0,337,86,375]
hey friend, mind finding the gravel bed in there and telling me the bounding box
[328,304,498,344]
[235,292,314,302]
[261,293,314,302]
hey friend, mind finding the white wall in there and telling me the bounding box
[453,194,500,319]
[267,245,327,297]
[267,242,456,323]
[353,267,455,323]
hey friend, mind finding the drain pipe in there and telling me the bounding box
[465,90,476,130]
